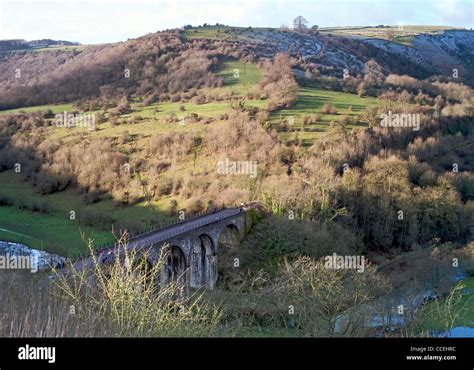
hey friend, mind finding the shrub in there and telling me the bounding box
[155,176,174,197]
[448,172,474,202]
[143,95,157,106]
[0,195,14,206]
[185,197,204,213]
[302,114,319,125]
[339,115,351,125]
[115,96,131,115]
[269,256,387,336]
[192,94,206,105]
[322,103,337,114]
[260,53,298,110]
[52,239,222,337]
[386,74,422,91]
[79,209,113,229]
[170,94,181,103]
[31,199,50,214]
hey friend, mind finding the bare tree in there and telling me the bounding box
[293,16,308,32]
[385,29,396,41]
[363,59,384,88]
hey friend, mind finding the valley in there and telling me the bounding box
[0,22,473,339]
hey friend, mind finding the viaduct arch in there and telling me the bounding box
[83,208,252,290]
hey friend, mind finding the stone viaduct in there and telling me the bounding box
[83,207,254,290]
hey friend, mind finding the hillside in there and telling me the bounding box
[0,18,473,342]
[0,25,473,256]
[0,38,80,52]
[1,26,473,112]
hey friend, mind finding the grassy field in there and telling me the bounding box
[33,45,86,53]
[183,26,239,39]
[392,35,415,46]
[183,26,273,40]
[2,73,378,149]
[319,25,457,40]
[0,103,75,115]
[270,86,378,145]
[3,59,264,143]
[120,60,262,119]
[0,45,95,55]
[318,25,460,46]
[0,170,176,256]
[217,59,262,92]
[0,206,112,257]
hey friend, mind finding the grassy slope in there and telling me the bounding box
[0,60,264,255]
[0,55,380,255]
[216,59,262,92]
[33,45,87,53]
[319,25,457,39]
[270,87,378,145]
[0,103,75,115]
[0,206,111,257]
[183,26,274,41]
[0,170,173,256]
[318,26,459,47]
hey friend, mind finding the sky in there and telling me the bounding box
[0,0,473,44]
